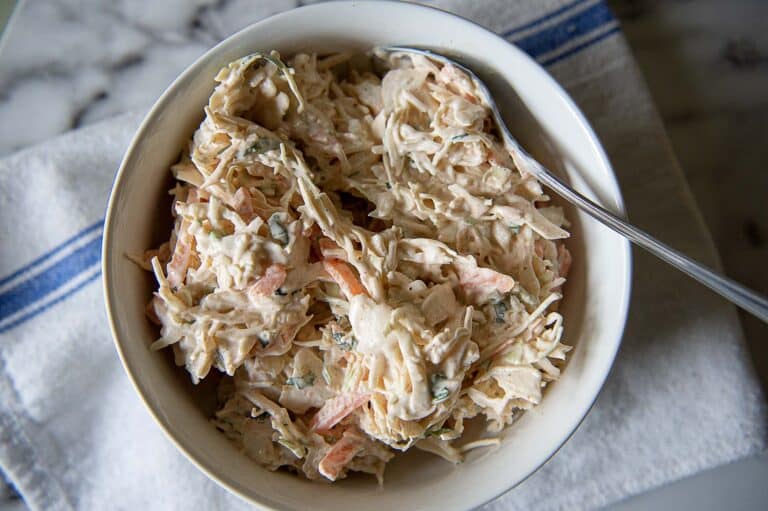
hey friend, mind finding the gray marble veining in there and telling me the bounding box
[0,0,299,155]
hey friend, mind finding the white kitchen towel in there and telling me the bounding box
[0,1,765,510]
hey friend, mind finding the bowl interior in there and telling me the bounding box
[103,3,631,510]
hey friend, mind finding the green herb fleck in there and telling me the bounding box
[246,138,281,155]
[509,224,521,234]
[385,182,392,190]
[430,373,450,403]
[425,426,452,438]
[209,229,225,239]
[268,213,289,245]
[333,332,358,351]
[492,299,508,324]
[433,388,450,403]
[262,53,290,73]
[451,133,468,141]
[286,373,315,390]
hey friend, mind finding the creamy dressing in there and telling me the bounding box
[142,49,573,482]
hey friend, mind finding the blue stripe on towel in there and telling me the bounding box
[0,221,102,288]
[541,25,620,66]
[0,271,102,334]
[0,235,102,322]
[512,1,616,60]
[501,0,591,39]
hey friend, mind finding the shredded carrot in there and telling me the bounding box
[457,266,514,295]
[166,221,193,288]
[322,258,368,299]
[318,430,365,481]
[318,238,338,257]
[249,264,287,297]
[233,186,255,222]
[310,392,370,433]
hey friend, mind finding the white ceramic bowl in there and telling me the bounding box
[103,2,632,509]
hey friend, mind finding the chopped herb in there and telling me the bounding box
[262,53,290,73]
[492,299,508,324]
[333,332,358,351]
[246,138,281,155]
[509,224,521,234]
[430,373,450,403]
[209,229,225,239]
[464,217,477,226]
[277,438,306,458]
[385,182,392,190]
[268,214,289,245]
[286,373,315,390]
[425,426,452,438]
[451,133,468,141]
[433,388,450,403]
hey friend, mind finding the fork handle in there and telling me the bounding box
[526,156,768,323]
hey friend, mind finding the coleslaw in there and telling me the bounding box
[137,49,572,483]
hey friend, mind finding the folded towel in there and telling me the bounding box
[0,1,764,510]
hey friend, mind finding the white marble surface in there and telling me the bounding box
[0,0,298,155]
[1,0,766,509]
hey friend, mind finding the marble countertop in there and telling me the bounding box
[0,0,300,154]
[1,0,766,509]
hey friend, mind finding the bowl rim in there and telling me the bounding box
[102,1,633,509]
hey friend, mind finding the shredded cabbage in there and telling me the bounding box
[141,49,572,483]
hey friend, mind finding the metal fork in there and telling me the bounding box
[381,46,768,323]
